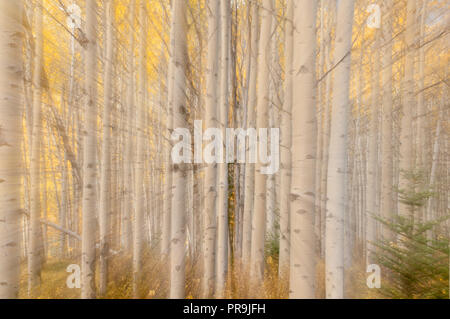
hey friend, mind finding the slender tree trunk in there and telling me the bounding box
[81,0,98,299]
[426,99,444,238]
[133,0,147,298]
[266,9,280,240]
[169,0,188,299]
[320,0,336,258]
[0,0,23,299]
[366,32,380,263]
[380,0,394,241]
[161,1,174,260]
[215,0,231,298]
[325,0,355,299]
[315,0,325,255]
[201,0,220,298]
[250,0,272,284]
[416,0,427,168]
[279,0,293,276]
[42,138,48,258]
[289,0,318,299]
[99,0,114,296]
[122,1,135,252]
[242,1,259,267]
[28,0,43,296]
[398,0,417,217]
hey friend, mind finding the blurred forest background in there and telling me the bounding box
[0,0,448,299]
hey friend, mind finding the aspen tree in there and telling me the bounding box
[0,0,23,299]
[123,1,135,252]
[202,0,220,298]
[279,0,293,276]
[242,1,259,267]
[289,0,318,299]
[81,0,98,299]
[416,0,427,168]
[169,0,188,299]
[28,0,43,296]
[367,31,380,263]
[99,0,114,296]
[266,8,279,239]
[325,0,355,299]
[162,1,174,260]
[133,0,147,298]
[315,0,326,253]
[216,0,231,298]
[398,0,417,218]
[380,0,394,240]
[320,0,336,257]
[250,0,272,284]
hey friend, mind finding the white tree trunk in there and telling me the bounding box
[99,0,114,296]
[81,0,98,299]
[28,0,43,296]
[169,0,188,299]
[133,0,147,298]
[201,0,220,298]
[325,0,355,299]
[215,0,231,298]
[0,0,23,299]
[289,0,318,299]
[426,98,444,239]
[242,1,259,267]
[320,0,336,258]
[161,1,174,260]
[279,0,293,276]
[366,33,380,264]
[380,0,394,241]
[416,0,427,168]
[398,0,416,217]
[122,1,135,252]
[250,0,272,284]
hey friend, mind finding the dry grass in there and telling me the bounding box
[19,248,381,299]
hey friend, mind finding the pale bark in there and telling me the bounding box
[133,0,147,298]
[416,0,427,168]
[201,0,220,298]
[242,1,259,267]
[426,98,444,238]
[279,0,293,276]
[39,219,81,241]
[99,0,114,296]
[122,1,135,252]
[28,0,43,296]
[325,0,355,299]
[250,0,272,283]
[320,0,336,258]
[289,0,318,299]
[215,0,231,298]
[266,9,279,239]
[0,0,23,299]
[81,0,98,299]
[380,0,394,240]
[169,0,188,299]
[366,33,380,264]
[42,139,48,257]
[315,0,325,255]
[161,2,174,260]
[398,0,417,217]
[60,152,68,258]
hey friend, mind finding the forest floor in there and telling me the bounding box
[18,249,376,299]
